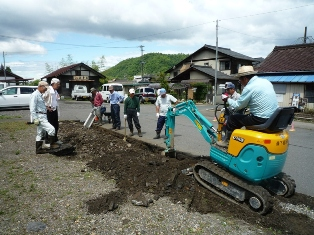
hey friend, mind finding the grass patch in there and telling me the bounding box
[0,115,22,120]
[0,120,32,133]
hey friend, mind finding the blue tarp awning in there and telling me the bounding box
[259,75,314,83]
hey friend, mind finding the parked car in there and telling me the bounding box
[71,85,92,101]
[134,87,156,104]
[100,83,125,103]
[0,86,37,110]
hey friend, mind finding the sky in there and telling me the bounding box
[0,0,313,80]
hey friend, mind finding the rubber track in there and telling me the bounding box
[193,160,274,215]
[271,172,296,197]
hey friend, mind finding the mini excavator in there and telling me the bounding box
[164,100,296,215]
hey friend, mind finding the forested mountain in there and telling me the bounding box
[102,53,189,80]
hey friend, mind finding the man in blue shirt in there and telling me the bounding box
[217,65,278,147]
[109,85,125,130]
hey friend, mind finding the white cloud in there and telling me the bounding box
[0,0,313,78]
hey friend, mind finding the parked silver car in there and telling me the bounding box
[0,86,37,110]
[134,87,156,104]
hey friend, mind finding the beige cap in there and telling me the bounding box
[38,81,49,89]
[129,88,135,94]
[109,86,114,91]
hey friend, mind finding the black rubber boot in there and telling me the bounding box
[48,136,60,149]
[137,129,142,137]
[129,129,134,136]
[36,141,47,154]
[153,131,161,139]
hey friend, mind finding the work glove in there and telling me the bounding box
[34,119,40,126]
[221,94,229,102]
[156,113,160,118]
[124,114,127,119]
[137,112,140,117]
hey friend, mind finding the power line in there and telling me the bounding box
[1,3,313,52]
[219,3,314,21]
[0,34,139,48]
[219,26,295,41]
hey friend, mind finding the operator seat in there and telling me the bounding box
[246,107,295,133]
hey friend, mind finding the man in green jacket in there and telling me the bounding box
[124,88,142,137]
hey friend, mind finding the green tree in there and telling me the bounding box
[191,83,208,102]
[27,79,41,86]
[156,72,169,91]
[5,66,12,73]
[45,63,54,74]
[98,55,106,72]
[103,53,188,79]
[91,61,99,72]
[60,54,74,67]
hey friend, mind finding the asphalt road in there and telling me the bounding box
[1,99,314,197]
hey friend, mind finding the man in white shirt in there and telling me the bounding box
[154,88,178,139]
[43,78,62,145]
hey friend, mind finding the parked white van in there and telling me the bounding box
[100,83,125,103]
[0,86,37,110]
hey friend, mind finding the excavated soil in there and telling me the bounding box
[59,121,314,235]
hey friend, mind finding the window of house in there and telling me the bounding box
[305,84,314,103]
[273,84,287,94]
[220,61,231,70]
[204,62,209,66]
[75,70,81,76]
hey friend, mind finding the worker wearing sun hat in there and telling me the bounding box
[217,65,278,147]
[124,88,142,137]
[154,88,178,139]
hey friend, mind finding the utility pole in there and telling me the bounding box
[3,51,6,81]
[140,45,145,78]
[304,26,308,44]
[213,20,218,105]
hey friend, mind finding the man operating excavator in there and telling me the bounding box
[216,65,278,147]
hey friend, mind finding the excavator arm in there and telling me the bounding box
[164,100,217,156]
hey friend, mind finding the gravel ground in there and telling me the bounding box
[0,120,271,235]
[1,118,314,235]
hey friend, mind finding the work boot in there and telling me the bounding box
[36,141,47,154]
[48,136,59,149]
[137,129,142,137]
[216,130,232,148]
[153,131,161,139]
[42,142,50,149]
[129,130,134,136]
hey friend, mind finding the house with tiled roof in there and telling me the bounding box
[41,62,106,97]
[257,43,314,110]
[0,68,32,86]
[165,44,259,103]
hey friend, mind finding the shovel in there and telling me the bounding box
[123,118,127,141]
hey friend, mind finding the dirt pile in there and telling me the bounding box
[60,121,314,235]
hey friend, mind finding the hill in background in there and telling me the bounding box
[102,52,189,80]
